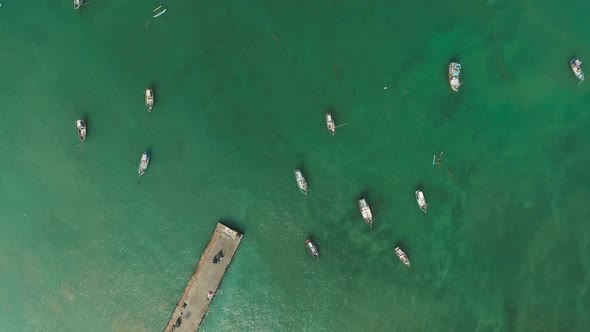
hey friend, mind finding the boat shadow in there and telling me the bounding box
[149,84,158,107]
[82,112,90,131]
[325,105,335,116]
[357,189,384,207]
[414,182,425,192]
[393,240,409,253]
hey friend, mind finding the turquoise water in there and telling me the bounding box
[1,0,590,331]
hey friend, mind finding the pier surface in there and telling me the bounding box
[165,223,243,332]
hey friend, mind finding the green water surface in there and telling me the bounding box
[1,0,589,331]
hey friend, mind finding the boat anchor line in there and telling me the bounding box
[492,33,509,79]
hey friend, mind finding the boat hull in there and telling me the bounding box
[448,62,461,92]
[325,113,336,135]
[306,239,319,259]
[358,198,373,228]
[570,58,584,81]
[138,153,150,176]
[153,8,167,18]
[415,190,427,213]
[294,170,308,195]
[395,246,411,268]
[145,89,154,112]
[76,119,86,143]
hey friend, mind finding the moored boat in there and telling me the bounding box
[74,0,82,9]
[358,198,373,228]
[294,169,308,195]
[448,62,461,92]
[570,58,584,81]
[153,8,167,18]
[394,246,411,268]
[76,119,86,144]
[145,89,154,112]
[325,113,336,135]
[305,238,319,260]
[415,190,427,213]
[138,152,150,179]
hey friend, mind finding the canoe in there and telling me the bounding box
[76,119,86,144]
[415,190,427,213]
[570,58,584,81]
[294,169,308,195]
[394,246,411,268]
[306,238,319,260]
[325,113,336,135]
[145,89,154,112]
[358,198,373,228]
[448,62,461,92]
[153,8,167,18]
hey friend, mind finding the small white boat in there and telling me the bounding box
[138,152,150,182]
[394,246,411,268]
[448,62,461,92]
[294,169,308,195]
[74,0,82,10]
[358,198,373,228]
[325,113,336,136]
[145,89,154,112]
[76,119,86,144]
[570,58,584,81]
[153,8,167,18]
[306,238,319,260]
[415,190,427,213]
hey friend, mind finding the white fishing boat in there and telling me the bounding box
[74,0,82,10]
[76,119,86,144]
[145,89,154,112]
[448,62,461,92]
[415,190,427,213]
[570,58,584,81]
[294,169,308,195]
[394,246,411,268]
[358,198,373,228]
[138,152,150,182]
[325,113,336,135]
[306,238,319,260]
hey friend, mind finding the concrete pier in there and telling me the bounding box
[165,223,243,332]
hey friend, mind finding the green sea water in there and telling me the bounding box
[1,0,590,331]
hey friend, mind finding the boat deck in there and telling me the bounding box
[164,223,243,332]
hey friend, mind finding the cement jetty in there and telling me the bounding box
[165,223,243,332]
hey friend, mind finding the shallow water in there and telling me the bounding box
[1,0,589,331]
